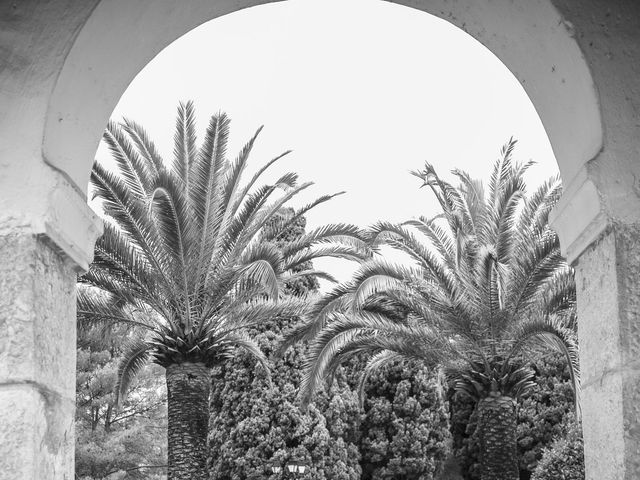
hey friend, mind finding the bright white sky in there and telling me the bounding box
[99,0,559,284]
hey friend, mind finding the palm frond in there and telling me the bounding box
[228,181,315,260]
[77,287,159,333]
[121,118,165,176]
[88,223,157,296]
[191,112,231,271]
[226,150,292,221]
[280,223,370,258]
[172,101,198,186]
[149,177,193,277]
[91,164,177,297]
[509,313,580,412]
[279,269,338,287]
[103,121,153,198]
[282,244,369,272]
[300,314,448,407]
[114,339,152,407]
[275,287,351,357]
[241,261,280,300]
[369,221,458,297]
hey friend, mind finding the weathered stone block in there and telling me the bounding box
[0,384,75,480]
[0,233,76,397]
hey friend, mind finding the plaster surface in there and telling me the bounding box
[552,0,640,223]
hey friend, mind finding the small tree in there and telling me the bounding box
[75,330,167,479]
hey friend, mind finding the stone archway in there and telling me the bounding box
[1,1,639,479]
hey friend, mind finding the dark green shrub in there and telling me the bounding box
[531,418,584,480]
[208,316,362,480]
[359,360,451,480]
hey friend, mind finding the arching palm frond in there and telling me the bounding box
[508,312,580,415]
[114,338,152,407]
[104,120,154,198]
[122,118,165,176]
[77,287,160,334]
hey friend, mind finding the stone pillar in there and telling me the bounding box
[548,3,640,478]
[572,222,640,479]
[552,169,640,480]
[0,175,102,479]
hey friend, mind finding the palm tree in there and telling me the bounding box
[287,140,579,480]
[78,102,371,480]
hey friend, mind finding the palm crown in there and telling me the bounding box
[293,139,578,409]
[78,102,372,402]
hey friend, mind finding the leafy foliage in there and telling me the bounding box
[357,359,451,480]
[294,140,579,478]
[209,360,362,480]
[297,140,578,408]
[531,417,584,480]
[75,330,167,480]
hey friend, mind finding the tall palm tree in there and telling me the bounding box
[78,102,371,480]
[287,140,579,480]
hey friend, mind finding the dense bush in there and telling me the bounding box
[449,351,576,479]
[531,418,584,480]
[208,310,362,479]
[208,210,361,479]
[358,360,451,480]
[517,353,577,475]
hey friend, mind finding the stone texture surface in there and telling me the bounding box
[615,224,640,477]
[0,385,75,480]
[0,233,76,396]
[575,222,640,480]
[0,232,77,480]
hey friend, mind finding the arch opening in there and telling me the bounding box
[44,0,602,198]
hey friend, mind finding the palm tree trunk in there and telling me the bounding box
[476,394,519,480]
[166,362,211,480]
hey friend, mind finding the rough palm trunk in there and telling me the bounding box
[166,362,211,480]
[476,394,519,480]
